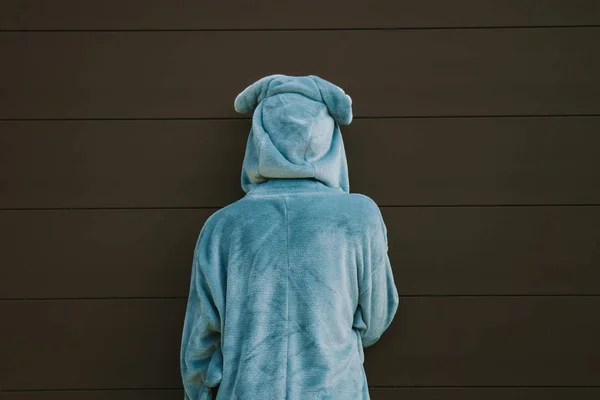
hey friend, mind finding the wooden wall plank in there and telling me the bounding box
[2,118,599,209]
[2,298,599,389]
[2,392,182,400]
[4,388,600,400]
[1,207,599,299]
[1,0,599,30]
[390,206,600,295]
[1,29,599,119]
[0,209,210,299]
[370,298,600,386]
[0,299,184,390]
[370,388,600,400]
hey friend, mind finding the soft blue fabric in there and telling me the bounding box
[180,74,399,400]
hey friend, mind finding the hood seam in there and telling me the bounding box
[302,108,318,181]
[255,125,267,181]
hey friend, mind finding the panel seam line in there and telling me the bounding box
[284,196,290,400]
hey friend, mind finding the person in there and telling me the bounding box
[180,74,399,400]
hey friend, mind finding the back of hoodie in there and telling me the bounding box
[180,74,399,400]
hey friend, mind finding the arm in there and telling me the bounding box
[354,207,399,348]
[180,229,223,400]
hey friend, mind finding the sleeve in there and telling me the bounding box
[180,228,223,400]
[353,206,400,348]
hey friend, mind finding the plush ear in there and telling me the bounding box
[234,74,286,114]
[309,75,353,126]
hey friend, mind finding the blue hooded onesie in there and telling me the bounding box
[180,74,399,400]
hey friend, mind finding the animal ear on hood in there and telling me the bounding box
[233,74,286,114]
[308,75,353,126]
[234,74,353,127]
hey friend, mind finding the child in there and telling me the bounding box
[180,74,399,400]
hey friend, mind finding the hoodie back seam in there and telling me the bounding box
[283,196,291,400]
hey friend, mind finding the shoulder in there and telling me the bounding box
[347,192,380,211]
[193,201,238,249]
[347,192,388,243]
[347,192,384,222]
[310,192,385,238]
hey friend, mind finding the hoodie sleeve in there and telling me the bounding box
[180,225,223,400]
[353,205,400,348]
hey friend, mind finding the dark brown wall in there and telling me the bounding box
[1,2,600,399]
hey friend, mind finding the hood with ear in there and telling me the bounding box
[234,74,353,194]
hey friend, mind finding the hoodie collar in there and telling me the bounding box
[244,178,344,197]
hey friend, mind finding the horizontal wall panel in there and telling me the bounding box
[1,1,599,30]
[390,206,600,295]
[369,297,600,386]
[1,29,599,119]
[0,299,185,390]
[0,120,246,209]
[370,388,600,400]
[2,117,600,209]
[2,392,183,400]
[1,207,599,299]
[4,388,600,400]
[2,297,599,389]
[0,209,210,299]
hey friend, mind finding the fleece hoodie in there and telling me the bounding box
[180,74,399,400]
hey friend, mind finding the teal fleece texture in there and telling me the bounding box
[180,74,399,400]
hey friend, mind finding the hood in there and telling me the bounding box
[234,74,353,194]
